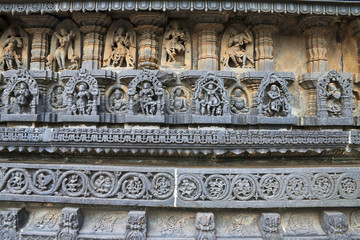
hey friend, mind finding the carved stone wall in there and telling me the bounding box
[1,1,360,239]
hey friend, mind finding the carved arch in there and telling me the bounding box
[317,70,353,118]
[2,69,39,114]
[255,72,292,117]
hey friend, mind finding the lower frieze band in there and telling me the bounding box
[1,207,359,239]
[0,163,359,208]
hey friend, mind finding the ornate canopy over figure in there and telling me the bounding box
[2,69,38,115]
[127,69,165,116]
[63,69,99,117]
[221,24,254,70]
[0,26,28,71]
[255,72,292,117]
[48,19,81,71]
[104,20,136,69]
[161,21,191,69]
[193,73,230,116]
[317,70,353,118]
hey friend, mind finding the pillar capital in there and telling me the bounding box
[130,12,167,27]
[20,14,58,29]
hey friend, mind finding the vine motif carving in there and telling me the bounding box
[35,211,60,230]
[0,167,175,201]
[160,215,190,236]
[92,215,119,233]
[255,72,292,117]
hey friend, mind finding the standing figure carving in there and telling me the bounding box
[255,73,292,117]
[54,29,76,71]
[104,20,136,69]
[48,19,81,71]
[63,69,99,117]
[161,21,191,69]
[317,70,352,118]
[194,73,230,116]
[0,27,24,71]
[231,88,248,114]
[221,25,254,70]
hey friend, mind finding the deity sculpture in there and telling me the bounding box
[194,73,230,117]
[72,83,91,115]
[163,22,189,63]
[231,89,248,114]
[50,86,66,109]
[139,82,157,115]
[327,82,342,117]
[104,27,135,68]
[265,84,289,117]
[0,28,23,71]
[222,27,254,68]
[169,87,188,113]
[110,89,126,112]
[255,73,293,117]
[54,29,77,71]
[14,82,30,114]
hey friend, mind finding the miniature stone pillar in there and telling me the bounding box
[125,211,147,240]
[321,211,349,239]
[57,207,83,240]
[350,19,360,73]
[21,15,58,70]
[247,14,281,71]
[73,12,111,70]
[130,12,167,70]
[193,13,227,71]
[0,208,27,240]
[300,16,333,73]
[195,212,216,240]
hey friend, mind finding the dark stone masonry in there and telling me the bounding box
[0,1,360,239]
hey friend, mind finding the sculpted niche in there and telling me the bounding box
[105,84,127,113]
[167,85,192,114]
[126,69,165,121]
[1,69,39,121]
[160,21,191,69]
[255,72,292,117]
[103,19,136,69]
[58,69,99,122]
[221,24,254,71]
[0,26,28,71]
[193,72,230,117]
[317,70,353,118]
[47,19,81,71]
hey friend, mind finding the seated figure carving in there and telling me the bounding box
[231,89,248,114]
[169,87,188,113]
[110,89,126,112]
[0,28,23,71]
[327,82,342,117]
